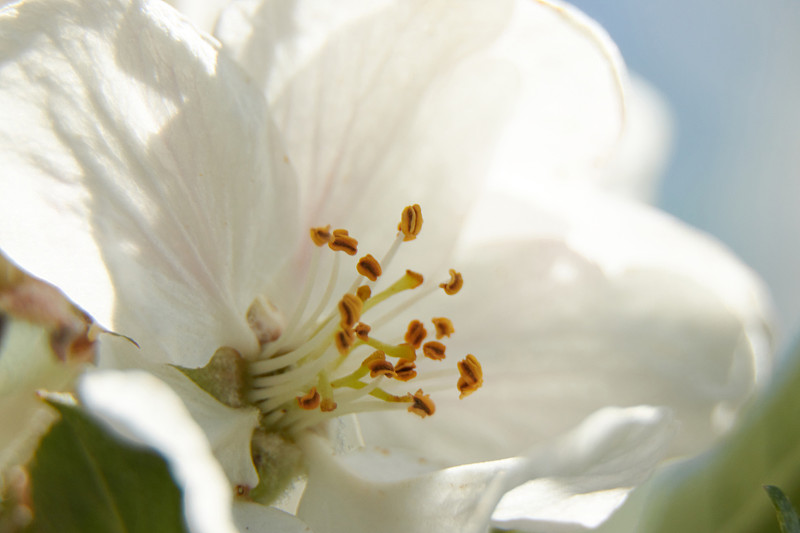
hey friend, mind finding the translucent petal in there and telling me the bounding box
[216,0,626,271]
[0,0,298,367]
[300,406,671,533]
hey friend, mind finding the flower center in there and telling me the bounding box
[246,205,483,434]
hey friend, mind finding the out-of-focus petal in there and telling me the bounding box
[166,0,231,34]
[595,75,674,203]
[358,182,771,467]
[0,320,83,479]
[491,406,673,531]
[299,406,671,533]
[0,0,298,367]
[79,370,239,533]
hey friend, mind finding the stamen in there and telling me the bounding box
[457,354,483,398]
[297,387,321,410]
[338,293,363,329]
[363,270,424,312]
[440,269,463,295]
[404,320,427,349]
[248,203,482,435]
[394,359,417,381]
[432,317,455,339]
[356,254,382,282]
[398,204,423,241]
[329,229,358,255]
[422,341,446,361]
[310,225,332,246]
[407,389,435,417]
[362,337,416,360]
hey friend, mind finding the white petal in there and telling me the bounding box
[166,0,230,34]
[0,0,298,367]
[79,370,238,533]
[299,406,671,533]
[358,182,771,466]
[153,366,262,488]
[297,432,531,533]
[491,406,674,531]
[233,501,313,533]
[484,0,627,185]
[217,0,625,272]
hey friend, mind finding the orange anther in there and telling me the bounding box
[404,320,427,349]
[422,341,446,361]
[310,226,332,246]
[357,254,382,282]
[297,387,321,410]
[407,389,435,417]
[338,293,363,329]
[440,269,463,295]
[398,204,423,241]
[354,322,371,341]
[356,285,372,302]
[457,354,483,398]
[432,317,455,339]
[329,229,358,255]
[394,359,417,382]
[335,328,356,355]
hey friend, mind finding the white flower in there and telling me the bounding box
[0,0,772,532]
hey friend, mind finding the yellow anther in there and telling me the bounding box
[432,317,455,339]
[356,254,382,282]
[440,269,463,295]
[356,285,372,302]
[394,359,417,382]
[329,229,358,255]
[338,293,363,329]
[457,354,483,398]
[407,389,435,418]
[297,387,321,410]
[422,341,446,361]
[398,204,423,241]
[404,320,427,349]
[310,225,332,246]
[354,322,371,341]
[335,328,356,355]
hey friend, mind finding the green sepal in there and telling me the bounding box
[174,347,249,408]
[766,485,800,533]
[27,397,187,533]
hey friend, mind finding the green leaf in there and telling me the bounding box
[766,485,800,533]
[28,398,188,533]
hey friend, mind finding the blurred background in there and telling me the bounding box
[570,0,800,347]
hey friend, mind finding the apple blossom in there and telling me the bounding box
[0,0,773,532]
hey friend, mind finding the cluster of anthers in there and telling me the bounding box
[247,205,483,433]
